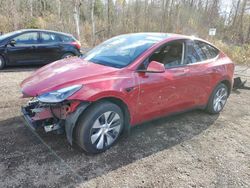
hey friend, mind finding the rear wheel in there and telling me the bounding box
[0,56,5,70]
[206,83,228,114]
[61,52,74,59]
[75,101,124,154]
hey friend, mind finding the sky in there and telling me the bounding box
[221,0,233,14]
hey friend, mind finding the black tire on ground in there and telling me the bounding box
[206,83,228,114]
[0,55,5,70]
[75,101,124,154]
[61,53,74,59]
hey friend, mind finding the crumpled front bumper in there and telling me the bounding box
[21,99,90,145]
[20,99,68,132]
[21,106,38,131]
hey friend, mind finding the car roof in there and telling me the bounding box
[117,32,204,43]
[17,29,73,37]
[134,32,217,48]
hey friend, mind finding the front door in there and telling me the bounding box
[6,32,42,65]
[136,40,193,123]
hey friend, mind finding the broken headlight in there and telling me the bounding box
[37,85,82,103]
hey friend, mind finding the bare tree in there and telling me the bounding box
[238,0,248,43]
[91,0,96,46]
[143,0,149,31]
[107,0,111,37]
[10,0,18,30]
[29,0,33,17]
[73,0,81,40]
[57,0,61,19]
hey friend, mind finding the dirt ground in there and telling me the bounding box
[0,66,249,188]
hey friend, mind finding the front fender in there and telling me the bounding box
[65,102,90,145]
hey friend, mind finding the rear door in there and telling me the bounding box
[36,32,62,63]
[6,32,41,65]
[184,40,220,106]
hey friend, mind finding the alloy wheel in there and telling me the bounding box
[213,87,228,112]
[90,111,121,149]
[64,54,73,58]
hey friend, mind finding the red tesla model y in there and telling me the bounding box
[21,33,234,153]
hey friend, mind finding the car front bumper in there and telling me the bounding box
[21,106,38,131]
[21,99,90,145]
[21,99,69,132]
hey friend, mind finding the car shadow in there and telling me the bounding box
[0,110,219,186]
[0,65,41,73]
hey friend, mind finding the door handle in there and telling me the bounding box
[125,85,139,93]
[175,70,188,76]
[125,87,135,93]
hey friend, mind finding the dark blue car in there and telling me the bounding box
[0,29,81,69]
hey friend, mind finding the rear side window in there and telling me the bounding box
[60,35,74,42]
[195,41,219,60]
[184,40,202,64]
[13,32,38,45]
[40,32,60,43]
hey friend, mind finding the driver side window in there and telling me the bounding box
[148,41,184,69]
[13,32,38,45]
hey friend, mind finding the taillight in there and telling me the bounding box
[71,41,81,50]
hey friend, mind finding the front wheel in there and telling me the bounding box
[75,101,124,154]
[206,83,228,114]
[0,56,5,70]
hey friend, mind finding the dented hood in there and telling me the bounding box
[21,57,119,97]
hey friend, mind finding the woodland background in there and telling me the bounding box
[0,0,249,64]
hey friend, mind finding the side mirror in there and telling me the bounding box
[138,61,165,73]
[9,39,16,46]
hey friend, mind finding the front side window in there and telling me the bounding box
[0,30,23,41]
[147,41,184,68]
[41,32,60,43]
[13,32,38,45]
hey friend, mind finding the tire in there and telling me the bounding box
[0,55,5,70]
[61,53,74,59]
[75,101,124,154]
[206,83,228,114]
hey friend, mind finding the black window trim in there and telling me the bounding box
[11,31,39,46]
[58,34,75,43]
[185,39,220,66]
[39,31,62,44]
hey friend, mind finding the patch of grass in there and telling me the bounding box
[213,40,250,65]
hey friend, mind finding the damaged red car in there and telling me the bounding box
[21,33,234,153]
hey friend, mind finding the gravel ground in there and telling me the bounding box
[0,66,249,188]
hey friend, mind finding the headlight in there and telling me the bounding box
[37,85,82,103]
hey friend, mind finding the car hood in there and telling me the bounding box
[21,57,119,97]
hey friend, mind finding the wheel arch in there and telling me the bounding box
[0,54,7,67]
[67,96,131,145]
[61,51,75,58]
[205,78,232,109]
[220,79,232,95]
[96,97,131,130]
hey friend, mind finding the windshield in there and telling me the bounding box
[83,33,168,68]
[0,30,23,41]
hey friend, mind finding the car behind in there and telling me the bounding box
[0,29,81,69]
